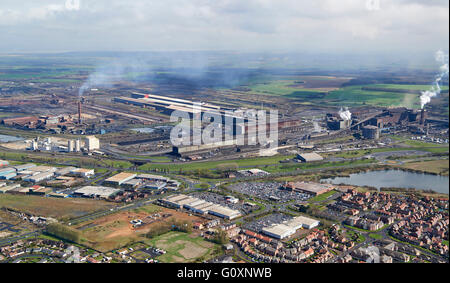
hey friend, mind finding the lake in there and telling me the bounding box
[322,170,449,194]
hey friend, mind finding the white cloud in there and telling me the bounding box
[0,0,447,53]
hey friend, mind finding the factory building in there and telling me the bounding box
[73,186,121,199]
[85,136,100,151]
[296,152,324,163]
[327,114,352,131]
[362,125,380,140]
[104,172,137,186]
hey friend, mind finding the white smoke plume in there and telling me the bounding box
[339,107,352,121]
[420,50,449,109]
[313,121,323,133]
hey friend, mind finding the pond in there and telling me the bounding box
[321,170,449,194]
[0,134,24,143]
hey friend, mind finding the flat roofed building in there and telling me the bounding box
[138,174,168,182]
[28,166,57,173]
[144,181,166,190]
[288,216,320,230]
[13,163,36,172]
[208,206,242,220]
[71,168,95,178]
[24,172,54,183]
[283,182,334,196]
[262,224,296,240]
[297,152,324,163]
[105,172,137,186]
[73,186,121,199]
[0,184,21,194]
[55,166,77,176]
[191,202,217,215]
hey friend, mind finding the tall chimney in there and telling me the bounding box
[78,101,82,124]
[420,109,425,125]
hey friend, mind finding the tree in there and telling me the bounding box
[46,223,81,243]
[212,229,229,245]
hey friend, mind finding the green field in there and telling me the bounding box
[308,190,339,203]
[241,81,449,109]
[138,155,296,172]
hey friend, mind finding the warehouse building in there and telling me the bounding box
[13,163,36,172]
[282,181,334,196]
[160,194,242,219]
[55,166,78,176]
[207,206,242,220]
[73,186,121,199]
[138,174,169,183]
[262,224,296,240]
[70,168,95,178]
[262,216,320,240]
[296,152,324,163]
[24,172,55,183]
[144,181,166,190]
[104,172,137,186]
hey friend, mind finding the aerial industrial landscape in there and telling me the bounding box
[0,0,448,268]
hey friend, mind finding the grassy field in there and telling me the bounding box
[400,159,449,176]
[0,194,118,220]
[138,155,295,172]
[368,233,383,240]
[145,231,220,263]
[308,190,339,203]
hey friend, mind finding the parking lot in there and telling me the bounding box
[229,182,312,203]
[243,213,293,233]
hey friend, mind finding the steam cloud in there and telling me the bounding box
[78,53,267,98]
[339,107,352,121]
[420,50,449,109]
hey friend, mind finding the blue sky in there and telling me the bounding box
[0,0,448,54]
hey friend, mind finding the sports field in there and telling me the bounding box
[145,231,219,263]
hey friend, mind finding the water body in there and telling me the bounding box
[322,170,449,194]
[0,134,24,143]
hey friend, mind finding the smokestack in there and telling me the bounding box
[78,101,82,124]
[420,109,426,125]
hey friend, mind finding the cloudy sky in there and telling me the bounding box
[0,0,448,54]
